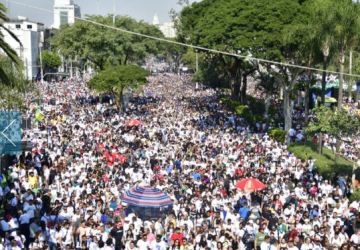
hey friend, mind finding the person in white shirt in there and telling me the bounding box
[350,229,360,245]
[125,241,138,250]
[150,235,167,250]
[287,241,299,250]
[300,237,314,250]
[137,234,148,250]
[329,232,344,248]
[260,236,271,250]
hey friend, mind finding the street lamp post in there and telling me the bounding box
[39,42,44,83]
[195,50,199,72]
[349,50,353,101]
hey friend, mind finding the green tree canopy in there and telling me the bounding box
[306,106,360,153]
[178,0,307,99]
[178,0,309,135]
[0,56,29,110]
[41,51,61,71]
[88,64,149,110]
[0,3,21,85]
[306,106,334,136]
[51,15,164,70]
[307,0,360,107]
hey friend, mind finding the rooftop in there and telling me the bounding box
[7,16,44,26]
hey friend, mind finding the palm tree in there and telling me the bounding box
[320,40,331,104]
[332,0,360,108]
[0,3,22,84]
[307,0,335,105]
[310,0,360,108]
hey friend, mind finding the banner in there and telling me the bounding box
[35,109,45,121]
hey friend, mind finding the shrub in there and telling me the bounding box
[220,96,255,123]
[288,141,353,179]
[350,189,360,202]
[246,95,265,116]
[268,129,286,143]
[234,105,254,123]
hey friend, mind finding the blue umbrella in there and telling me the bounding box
[121,186,173,208]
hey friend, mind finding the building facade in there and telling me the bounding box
[53,0,81,29]
[152,14,176,38]
[1,17,44,80]
[159,22,176,38]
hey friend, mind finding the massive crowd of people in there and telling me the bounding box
[0,73,360,250]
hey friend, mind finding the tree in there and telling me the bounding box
[254,64,278,120]
[0,56,29,110]
[306,106,360,154]
[178,0,313,140]
[332,0,360,108]
[302,0,335,105]
[88,64,149,110]
[51,15,164,70]
[265,4,310,142]
[312,0,360,108]
[352,51,360,101]
[178,0,306,105]
[0,3,21,84]
[41,51,61,72]
[163,40,187,73]
[181,48,197,71]
[305,106,333,154]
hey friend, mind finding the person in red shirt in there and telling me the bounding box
[235,167,244,177]
[170,227,184,245]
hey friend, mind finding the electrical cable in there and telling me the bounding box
[8,0,360,79]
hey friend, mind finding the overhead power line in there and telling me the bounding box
[8,0,360,79]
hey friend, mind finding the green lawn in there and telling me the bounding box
[288,141,355,179]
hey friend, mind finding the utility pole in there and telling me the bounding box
[39,42,44,83]
[70,60,73,78]
[195,50,199,72]
[25,58,28,81]
[349,50,353,101]
[112,0,116,26]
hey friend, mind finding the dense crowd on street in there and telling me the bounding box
[0,73,360,250]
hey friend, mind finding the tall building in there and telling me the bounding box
[1,16,44,80]
[152,14,176,38]
[53,0,81,29]
[152,14,160,26]
[159,22,176,38]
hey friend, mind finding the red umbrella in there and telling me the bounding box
[236,178,266,193]
[126,119,142,127]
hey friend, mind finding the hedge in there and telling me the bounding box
[268,129,286,143]
[288,141,353,179]
[350,189,360,202]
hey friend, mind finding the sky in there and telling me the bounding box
[1,0,197,27]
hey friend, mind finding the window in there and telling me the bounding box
[27,25,32,29]
[15,24,21,29]
[60,11,68,26]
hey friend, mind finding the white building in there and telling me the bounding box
[152,14,160,26]
[152,14,176,38]
[159,22,176,38]
[53,0,81,29]
[1,16,44,80]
